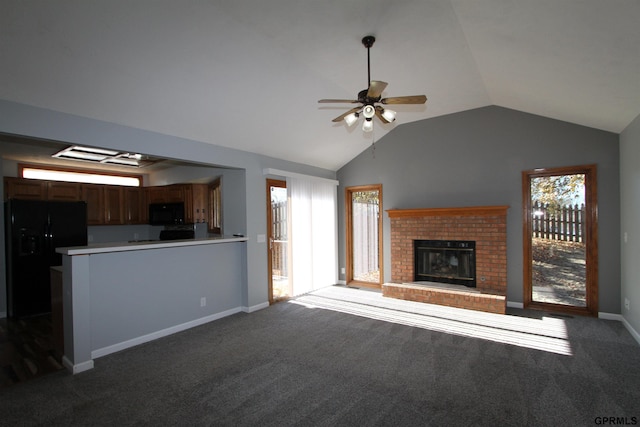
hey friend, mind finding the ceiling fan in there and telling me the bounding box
[318,35,427,132]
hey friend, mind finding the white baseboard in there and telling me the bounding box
[507,301,524,309]
[598,312,623,321]
[62,356,94,374]
[91,307,243,360]
[242,301,269,313]
[336,280,346,285]
[621,316,640,346]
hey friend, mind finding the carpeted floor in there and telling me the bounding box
[1,285,639,426]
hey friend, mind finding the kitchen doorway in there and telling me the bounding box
[266,179,290,304]
[522,165,598,316]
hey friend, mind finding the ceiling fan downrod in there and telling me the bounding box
[362,35,375,87]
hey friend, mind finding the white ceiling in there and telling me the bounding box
[1,1,638,171]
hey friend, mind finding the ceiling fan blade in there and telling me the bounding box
[374,106,390,124]
[380,95,427,105]
[318,99,359,104]
[367,81,388,99]
[332,107,361,123]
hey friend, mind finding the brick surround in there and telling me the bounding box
[386,206,509,314]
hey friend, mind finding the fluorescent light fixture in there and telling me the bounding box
[381,108,396,122]
[344,112,358,127]
[52,145,152,168]
[22,168,140,187]
[362,118,373,132]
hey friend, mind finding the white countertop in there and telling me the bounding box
[56,236,249,256]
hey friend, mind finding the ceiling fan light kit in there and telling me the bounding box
[344,112,359,127]
[318,35,427,133]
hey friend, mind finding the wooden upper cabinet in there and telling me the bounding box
[182,184,207,224]
[145,184,184,204]
[123,187,146,224]
[208,178,222,234]
[4,176,209,226]
[165,185,186,203]
[4,177,47,200]
[82,185,105,225]
[47,181,82,201]
[145,184,207,224]
[146,186,168,204]
[104,186,124,225]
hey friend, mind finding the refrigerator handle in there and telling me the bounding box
[45,213,52,251]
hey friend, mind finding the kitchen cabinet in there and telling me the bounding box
[123,187,146,224]
[146,186,169,204]
[82,184,105,225]
[186,184,207,224]
[165,185,186,203]
[4,177,81,201]
[5,176,209,226]
[145,183,207,224]
[83,185,126,225]
[4,177,47,200]
[146,184,185,204]
[47,181,82,201]
[104,186,124,225]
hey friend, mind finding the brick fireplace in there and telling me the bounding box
[384,206,508,314]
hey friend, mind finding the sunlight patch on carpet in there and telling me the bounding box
[291,286,572,356]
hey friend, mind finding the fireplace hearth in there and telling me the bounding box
[386,206,508,314]
[414,240,476,287]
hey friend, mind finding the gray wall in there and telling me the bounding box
[620,113,640,333]
[337,106,621,313]
[88,242,244,352]
[0,99,336,312]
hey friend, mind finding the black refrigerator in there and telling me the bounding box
[5,199,88,318]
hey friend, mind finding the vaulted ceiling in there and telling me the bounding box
[1,1,638,171]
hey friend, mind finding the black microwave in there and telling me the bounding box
[148,202,185,225]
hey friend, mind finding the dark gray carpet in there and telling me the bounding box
[1,285,639,426]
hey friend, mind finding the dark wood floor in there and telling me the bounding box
[0,314,64,389]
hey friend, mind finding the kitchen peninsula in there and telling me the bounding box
[57,236,249,374]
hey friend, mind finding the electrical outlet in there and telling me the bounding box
[625,298,630,311]
[133,233,139,240]
[341,267,345,274]
[200,297,206,307]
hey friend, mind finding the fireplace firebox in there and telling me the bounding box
[414,240,476,287]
